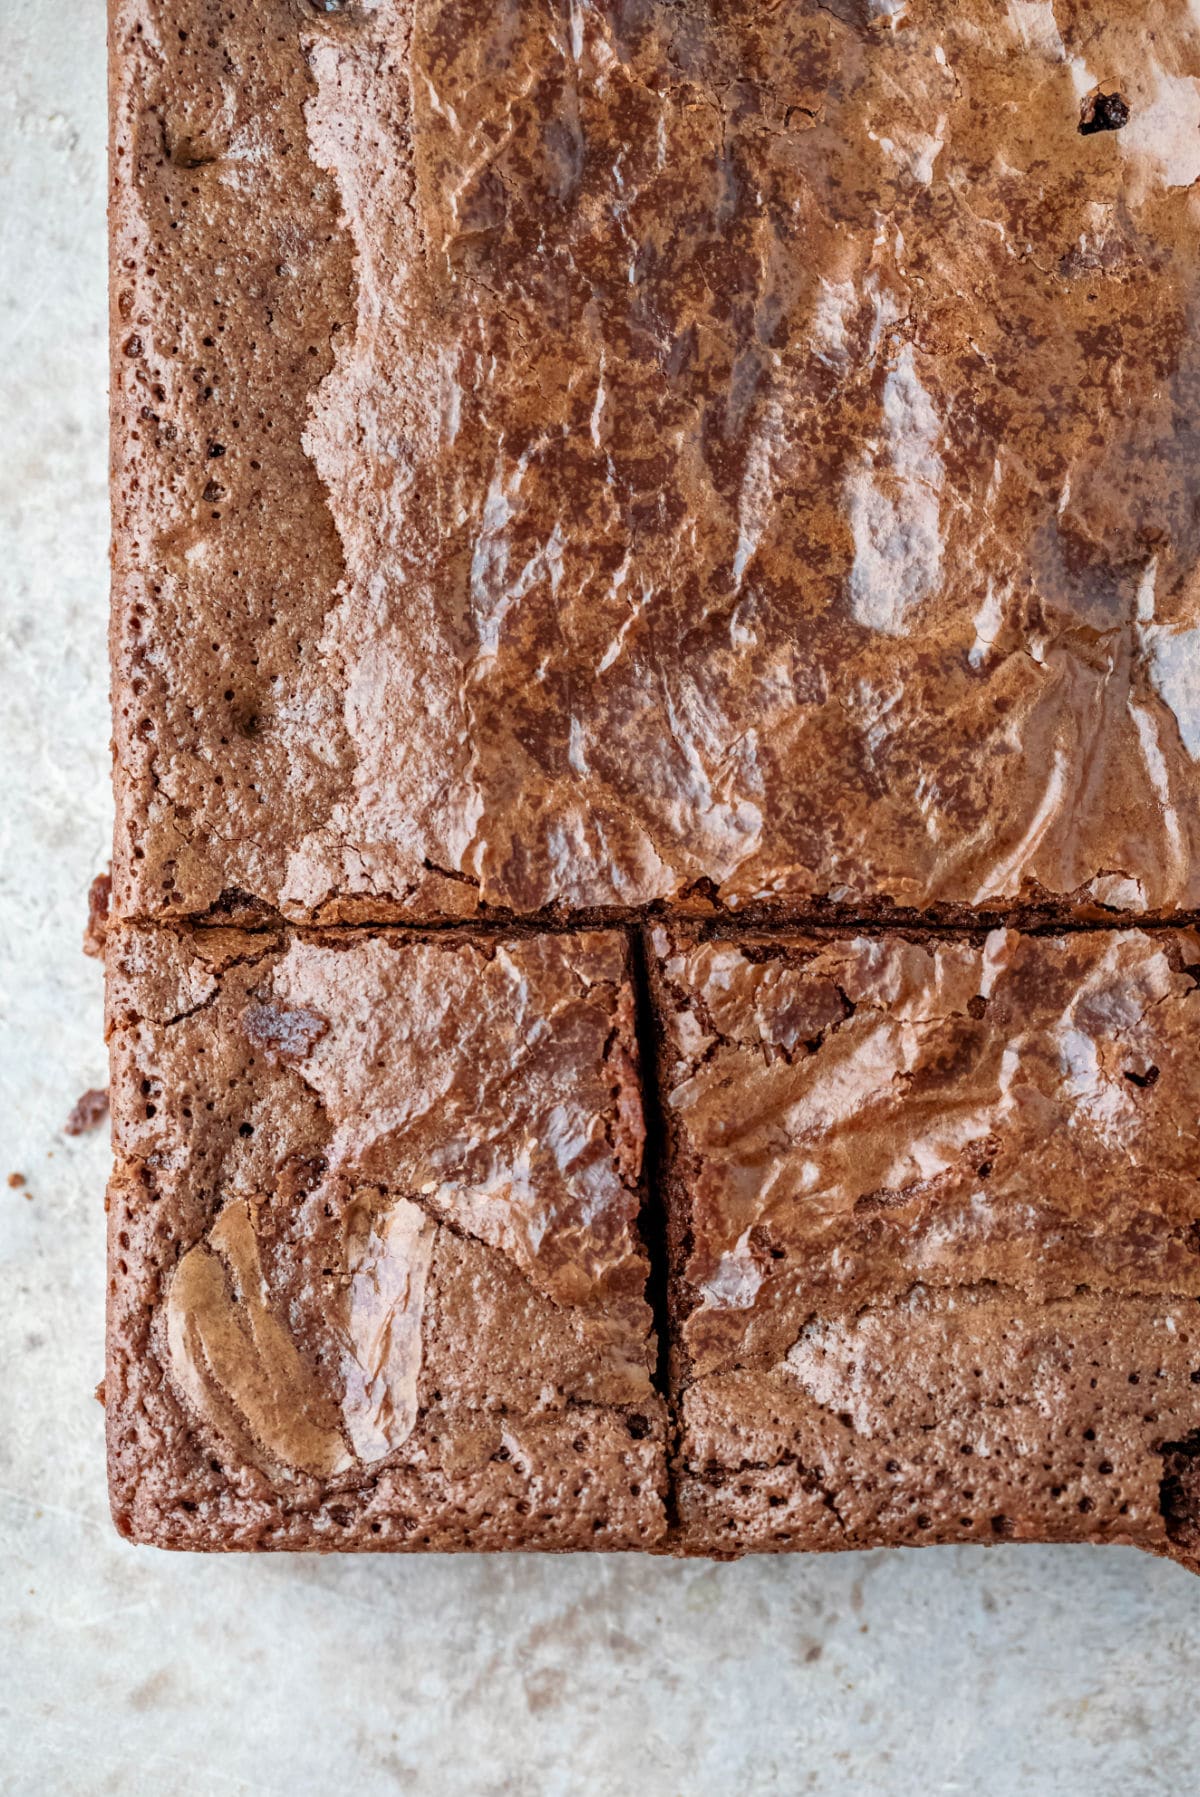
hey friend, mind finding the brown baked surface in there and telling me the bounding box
[105,925,666,1549]
[107,0,1200,1563]
[111,0,1200,926]
[649,924,1200,1562]
[674,1288,1200,1560]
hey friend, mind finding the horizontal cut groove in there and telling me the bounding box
[111,908,1200,943]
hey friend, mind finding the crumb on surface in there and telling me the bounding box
[83,870,112,959]
[65,1088,110,1136]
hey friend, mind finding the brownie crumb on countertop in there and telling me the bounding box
[84,871,111,959]
[64,1089,110,1137]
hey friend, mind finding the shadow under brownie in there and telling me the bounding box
[105,924,666,1549]
[648,923,1200,1564]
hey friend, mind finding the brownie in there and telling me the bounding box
[105,925,667,1549]
[649,924,1200,1564]
[106,0,1200,1566]
[111,0,1200,927]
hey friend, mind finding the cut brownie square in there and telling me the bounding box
[111,0,1200,928]
[649,923,1200,1564]
[105,925,666,1549]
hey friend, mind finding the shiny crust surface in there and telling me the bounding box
[106,0,1200,1564]
[111,0,1200,924]
[652,924,1200,1560]
[652,924,1200,1371]
[105,925,666,1550]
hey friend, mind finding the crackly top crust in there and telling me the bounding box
[650,924,1200,1377]
[652,923,1200,1561]
[111,0,1200,926]
[105,923,666,1549]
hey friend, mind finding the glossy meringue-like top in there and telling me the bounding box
[112,0,1200,922]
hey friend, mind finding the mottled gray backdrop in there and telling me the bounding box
[1,5,1197,1793]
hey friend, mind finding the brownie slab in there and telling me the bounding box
[649,924,1200,1562]
[105,925,666,1549]
[106,0,1200,1570]
[111,0,1200,927]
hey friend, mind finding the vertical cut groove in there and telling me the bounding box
[626,923,681,1536]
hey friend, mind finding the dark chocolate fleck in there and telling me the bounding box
[1079,91,1130,135]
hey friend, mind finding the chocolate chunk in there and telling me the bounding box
[1079,91,1131,135]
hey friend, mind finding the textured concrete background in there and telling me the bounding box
[2,6,1198,1793]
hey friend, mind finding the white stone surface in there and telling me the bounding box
[2,6,1199,1793]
